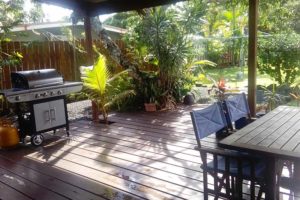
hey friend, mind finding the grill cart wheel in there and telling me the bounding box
[31,134,44,146]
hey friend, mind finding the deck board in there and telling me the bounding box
[0,180,32,200]
[0,104,296,199]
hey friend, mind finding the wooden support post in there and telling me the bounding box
[248,0,258,117]
[84,15,94,66]
[84,15,98,121]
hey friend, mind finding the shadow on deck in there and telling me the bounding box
[0,104,295,199]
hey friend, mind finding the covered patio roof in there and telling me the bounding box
[36,0,259,116]
[37,0,184,16]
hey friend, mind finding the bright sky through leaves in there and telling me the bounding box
[24,0,114,22]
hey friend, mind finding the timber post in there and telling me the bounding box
[248,0,259,117]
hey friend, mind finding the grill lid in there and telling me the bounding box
[11,69,64,89]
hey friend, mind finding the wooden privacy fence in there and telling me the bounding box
[0,40,92,89]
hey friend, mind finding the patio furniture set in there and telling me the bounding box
[191,93,299,199]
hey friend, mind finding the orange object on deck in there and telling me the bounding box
[0,125,19,148]
[218,78,225,88]
[218,78,226,92]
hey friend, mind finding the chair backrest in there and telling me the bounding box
[225,93,250,123]
[190,102,228,147]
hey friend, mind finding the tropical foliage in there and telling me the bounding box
[0,0,25,68]
[258,33,300,84]
[123,4,208,106]
[101,0,300,109]
[81,55,135,123]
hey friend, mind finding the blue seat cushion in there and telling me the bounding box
[202,155,266,179]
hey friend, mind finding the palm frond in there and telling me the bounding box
[104,90,135,109]
[193,60,217,67]
[81,55,110,95]
[107,69,131,83]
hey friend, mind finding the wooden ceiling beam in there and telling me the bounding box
[87,0,185,16]
[36,0,185,16]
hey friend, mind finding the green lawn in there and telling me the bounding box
[202,66,274,89]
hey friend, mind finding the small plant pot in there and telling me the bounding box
[144,103,157,112]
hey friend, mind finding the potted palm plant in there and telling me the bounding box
[81,54,135,123]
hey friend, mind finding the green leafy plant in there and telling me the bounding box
[190,60,217,76]
[258,33,300,85]
[125,6,199,107]
[289,78,300,106]
[0,0,24,88]
[261,85,284,111]
[81,55,135,123]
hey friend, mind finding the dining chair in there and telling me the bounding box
[223,93,254,130]
[191,103,266,200]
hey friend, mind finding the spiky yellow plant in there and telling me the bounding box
[81,55,135,123]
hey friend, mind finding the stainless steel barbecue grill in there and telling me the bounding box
[0,69,82,146]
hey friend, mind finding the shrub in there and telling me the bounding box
[258,33,300,84]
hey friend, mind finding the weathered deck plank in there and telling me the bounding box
[0,181,32,200]
[0,104,296,199]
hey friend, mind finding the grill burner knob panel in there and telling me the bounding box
[1,82,82,103]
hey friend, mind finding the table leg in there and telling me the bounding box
[294,161,300,197]
[265,157,277,200]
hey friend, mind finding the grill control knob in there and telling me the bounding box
[41,92,48,97]
[35,94,40,98]
[49,91,55,96]
[15,96,20,101]
[57,90,63,95]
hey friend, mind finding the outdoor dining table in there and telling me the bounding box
[219,105,300,200]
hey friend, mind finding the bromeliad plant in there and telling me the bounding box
[81,54,135,123]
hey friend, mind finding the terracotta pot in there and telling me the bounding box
[144,103,157,112]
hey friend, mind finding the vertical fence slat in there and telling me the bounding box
[61,41,67,79]
[14,41,22,71]
[27,43,34,70]
[2,42,10,88]
[38,42,44,69]
[69,42,75,80]
[31,42,36,70]
[63,41,69,80]
[44,41,50,68]
[5,42,12,88]
[22,43,29,71]
[49,41,55,69]
[69,42,74,80]
[54,41,60,72]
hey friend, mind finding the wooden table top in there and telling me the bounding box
[219,106,300,161]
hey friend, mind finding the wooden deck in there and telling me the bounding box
[0,104,296,200]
